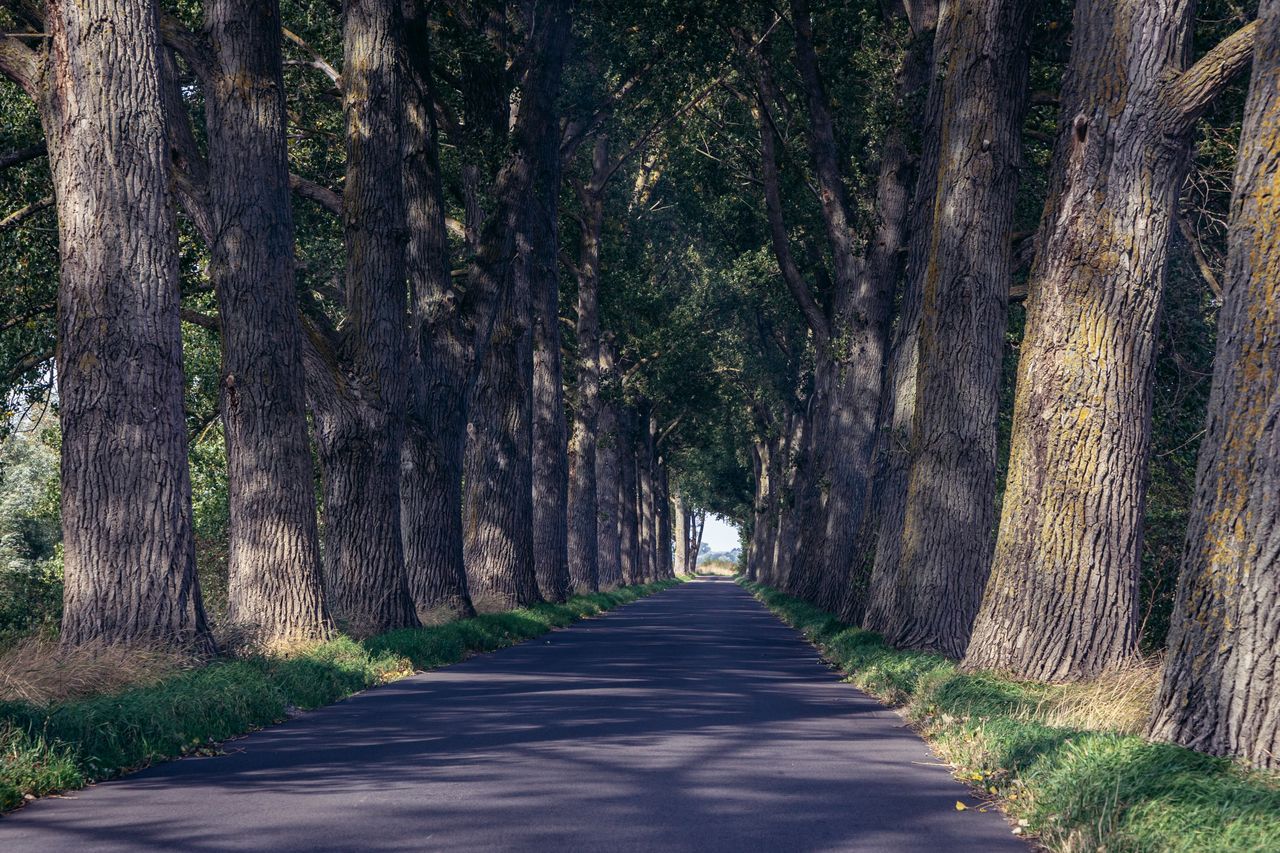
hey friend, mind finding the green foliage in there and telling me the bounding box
[0,418,62,647]
[742,580,1280,853]
[0,579,680,812]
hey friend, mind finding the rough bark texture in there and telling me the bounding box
[1148,0,1280,770]
[595,344,624,588]
[963,0,1254,679]
[618,406,642,585]
[886,0,1032,658]
[310,0,418,635]
[821,17,926,622]
[656,463,673,578]
[205,0,331,646]
[637,414,657,582]
[530,99,571,604]
[862,5,942,638]
[463,283,543,609]
[400,5,474,619]
[44,0,212,650]
[566,137,608,594]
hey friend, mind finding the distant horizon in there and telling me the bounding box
[700,514,740,553]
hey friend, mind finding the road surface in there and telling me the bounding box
[0,578,1025,852]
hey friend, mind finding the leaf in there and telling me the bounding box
[955,801,968,811]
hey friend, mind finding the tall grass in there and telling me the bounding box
[740,579,1280,853]
[0,580,679,811]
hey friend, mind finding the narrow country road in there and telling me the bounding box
[0,579,1025,852]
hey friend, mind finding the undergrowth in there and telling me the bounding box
[0,580,679,811]
[740,579,1280,853]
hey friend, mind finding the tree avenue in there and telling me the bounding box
[0,0,1276,787]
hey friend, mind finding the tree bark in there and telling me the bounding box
[618,405,642,585]
[656,463,673,578]
[567,137,609,594]
[862,5,943,639]
[37,0,212,650]
[1147,0,1280,770]
[463,282,543,609]
[964,0,1256,679]
[204,0,331,647]
[310,0,419,635]
[886,0,1033,658]
[400,5,474,619]
[530,91,571,605]
[637,413,657,582]
[595,341,624,588]
[674,494,689,578]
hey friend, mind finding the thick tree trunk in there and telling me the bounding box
[637,415,657,582]
[41,0,212,650]
[772,411,807,591]
[311,0,418,635]
[567,138,609,594]
[887,0,1032,658]
[674,495,689,580]
[862,7,943,639]
[530,113,571,605]
[399,4,474,620]
[964,0,1255,679]
[1148,1,1279,770]
[595,343,624,588]
[618,406,642,585]
[204,0,330,647]
[818,18,926,622]
[463,285,542,609]
[656,464,673,578]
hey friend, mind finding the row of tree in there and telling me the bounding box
[0,0,710,652]
[1,0,1274,776]
[738,0,1276,772]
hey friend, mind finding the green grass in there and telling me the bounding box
[0,580,679,811]
[739,579,1280,853]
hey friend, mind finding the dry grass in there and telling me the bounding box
[696,559,738,576]
[1031,658,1162,735]
[0,638,194,706]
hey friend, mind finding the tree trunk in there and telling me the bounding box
[674,494,689,579]
[595,343,624,588]
[637,415,657,582]
[773,411,807,590]
[887,0,1033,658]
[567,137,609,594]
[530,105,570,605]
[819,12,928,622]
[1147,0,1279,770]
[463,283,542,609]
[203,0,330,647]
[618,406,642,585]
[311,0,418,635]
[656,464,673,578]
[400,5,475,620]
[964,0,1256,679]
[39,0,212,650]
[862,5,943,639]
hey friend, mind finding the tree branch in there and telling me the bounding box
[0,33,40,98]
[282,26,341,89]
[0,141,45,171]
[0,195,52,230]
[1162,20,1258,136]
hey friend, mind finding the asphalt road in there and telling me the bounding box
[0,578,1026,852]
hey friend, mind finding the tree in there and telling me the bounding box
[1148,0,1279,770]
[886,0,1034,658]
[0,0,213,649]
[964,0,1257,679]
[307,0,418,634]
[204,0,331,645]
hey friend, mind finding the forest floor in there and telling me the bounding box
[0,581,678,813]
[741,580,1280,853]
[0,578,1023,851]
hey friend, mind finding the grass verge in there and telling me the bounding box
[740,579,1280,853]
[0,580,680,811]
